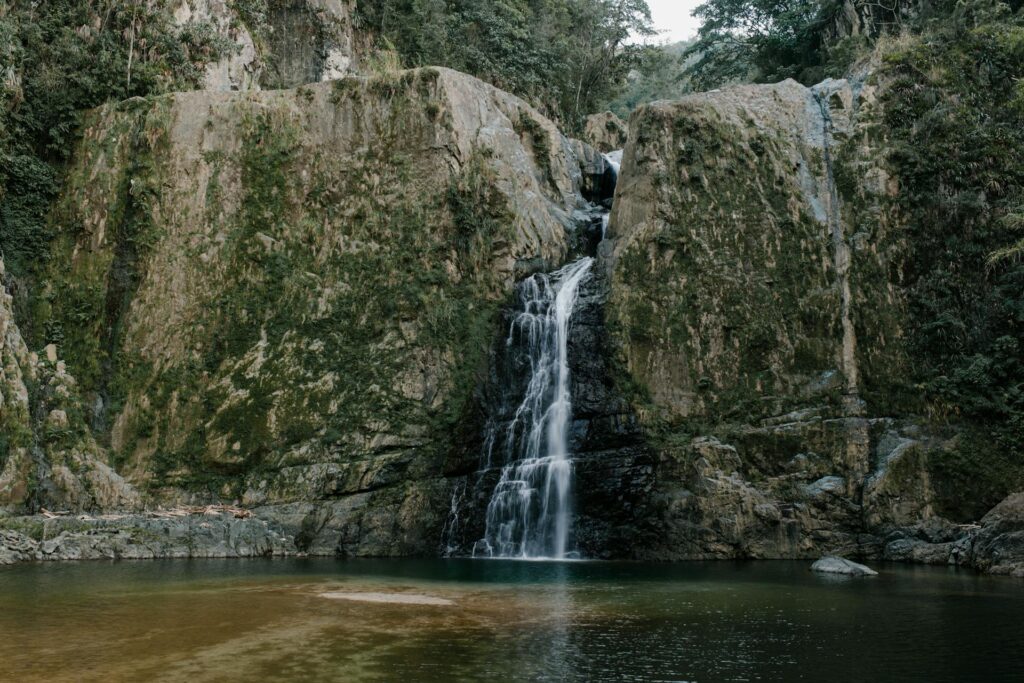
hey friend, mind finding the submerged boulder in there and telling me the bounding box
[811,556,878,576]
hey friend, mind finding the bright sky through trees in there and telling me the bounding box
[646,0,701,42]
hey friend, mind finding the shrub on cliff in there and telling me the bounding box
[0,0,230,285]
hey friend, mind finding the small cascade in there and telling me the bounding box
[603,150,622,180]
[599,150,622,240]
[472,257,594,559]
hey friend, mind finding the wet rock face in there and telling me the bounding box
[443,262,655,559]
[567,138,618,209]
[567,272,656,558]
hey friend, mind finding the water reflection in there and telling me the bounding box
[0,559,1022,682]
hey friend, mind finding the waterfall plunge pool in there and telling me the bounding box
[2,558,1022,682]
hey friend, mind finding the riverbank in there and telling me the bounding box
[2,494,1022,576]
[0,506,302,564]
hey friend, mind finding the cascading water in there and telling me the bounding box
[603,150,622,179]
[443,149,623,560]
[600,150,621,239]
[472,257,594,559]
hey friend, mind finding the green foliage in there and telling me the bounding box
[603,41,695,118]
[0,0,231,284]
[684,0,1024,89]
[878,14,1024,496]
[684,0,832,89]
[682,0,917,88]
[929,423,1024,521]
[354,0,654,129]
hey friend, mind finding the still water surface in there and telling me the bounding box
[1,558,1022,682]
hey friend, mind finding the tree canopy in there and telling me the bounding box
[355,0,654,128]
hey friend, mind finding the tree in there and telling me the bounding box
[355,0,654,129]
[684,0,828,89]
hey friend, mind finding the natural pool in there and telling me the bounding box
[1,559,1022,682]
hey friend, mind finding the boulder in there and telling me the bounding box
[584,111,628,153]
[971,492,1024,577]
[811,556,878,576]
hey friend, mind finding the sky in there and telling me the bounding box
[645,0,702,44]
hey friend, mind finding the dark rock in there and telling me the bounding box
[971,492,1024,577]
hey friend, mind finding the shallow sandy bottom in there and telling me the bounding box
[2,558,1023,682]
[319,591,454,606]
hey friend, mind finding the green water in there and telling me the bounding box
[0,559,1021,682]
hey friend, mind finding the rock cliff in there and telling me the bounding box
[1,26,1021,574]
[603,69,1022,567]
[17,66,582,555]
[174,0,359,91]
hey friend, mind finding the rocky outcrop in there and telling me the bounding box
[600,73,1001,566]
[1,258,140,515]
[0,509,293,563]
[880,492,1024,577]
[174,0,358,91]
[969,493,1024,577]
[23,67,582,556]
[583,111,628,153]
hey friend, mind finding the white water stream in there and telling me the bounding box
[473,257,594,559]
[453,149,623,560]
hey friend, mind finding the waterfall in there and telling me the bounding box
[472,257,594,560]
[442,148,622,560]
[600,150,622,239]
[603,150,622,180]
